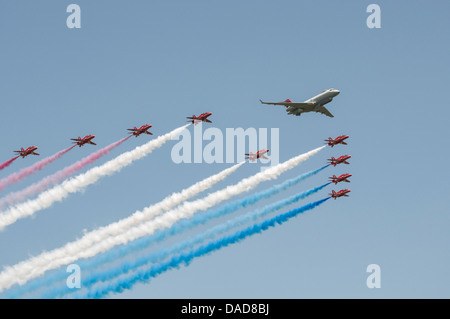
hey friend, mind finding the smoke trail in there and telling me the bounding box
[0,157,19,171]
[8,161,245,298]
[14,166,327,298]
[0,146,76,192]
[0,136,131,209]
[82,166,330,272]
[80,198,331,298]
[0,125,188,232]
[73,146,325,262]
[44,183,330,298]
[0,145,323,292]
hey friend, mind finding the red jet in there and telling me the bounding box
[14,146,39,158]
[245,149,269,161]
[187,113,212,125]
[71,135,96,147]
[329,173,352,185]
[127,124,153,137]
[325,135,349,147]
[328,155,351,167]
[329,189,351,200]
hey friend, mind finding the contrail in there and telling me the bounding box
[44,183,330,298]
[0,146,76,192]
[0,157,19,171]
[0,145,323,292]
[79,198,331,298]
[0,125,188,232]
[0,136,131,209]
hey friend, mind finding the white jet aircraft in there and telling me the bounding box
[259,88,340,118]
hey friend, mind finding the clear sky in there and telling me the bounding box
[0,1,449,298]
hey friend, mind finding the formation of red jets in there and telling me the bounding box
[242,135,352,201]
[8,113,352,202]
[11,123,157,159]
[12,114,214,159]
[326,135,351,200]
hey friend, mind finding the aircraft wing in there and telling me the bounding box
[260,99,315,107]
[314,106,334,118]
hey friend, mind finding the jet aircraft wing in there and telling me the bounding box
[260,99,315,107]
[314,106,334,118]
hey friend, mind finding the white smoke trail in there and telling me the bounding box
[6,161,245,298]
[81,146,324,258]
[0,125,188,232]
[0,159,242,293]
[0,145,323,292]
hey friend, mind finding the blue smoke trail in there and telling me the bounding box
[7,165,328,298]
[77,197,330,298]
[44,183,330,298]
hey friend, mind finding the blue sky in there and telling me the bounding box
[0,1,449,298]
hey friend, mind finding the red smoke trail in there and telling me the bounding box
[0,146,77,192]
[0,157,19,171]
[0,136,131,208]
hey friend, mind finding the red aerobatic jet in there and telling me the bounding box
[245,149,270,161]
[187,112,212,125]
[329,189,351,200]
[127,124,153,137]
[328,155,351,167]
[71,135,96,147]
[329,173,352,185]
[14,146,39,158]
[324,135,349,147]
